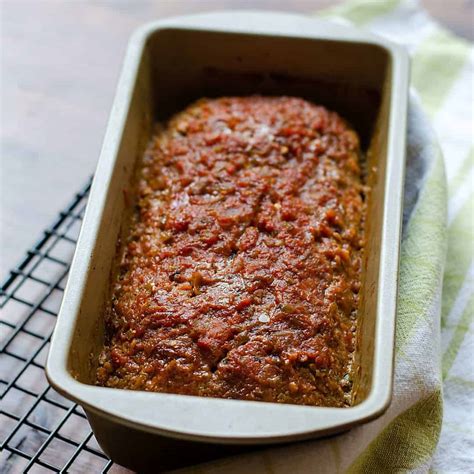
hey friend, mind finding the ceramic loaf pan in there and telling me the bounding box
[46,11,409,472]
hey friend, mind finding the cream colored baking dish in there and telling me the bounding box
[47,11,409,472]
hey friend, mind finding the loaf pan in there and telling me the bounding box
[46,11,409,472]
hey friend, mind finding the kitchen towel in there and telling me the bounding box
[175,0,473,472]
[323,1,473,471]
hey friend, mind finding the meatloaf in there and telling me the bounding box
[96,96,365,407]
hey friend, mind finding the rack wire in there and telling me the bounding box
[0,179,128,473]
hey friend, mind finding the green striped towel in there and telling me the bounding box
[175,1,473,472]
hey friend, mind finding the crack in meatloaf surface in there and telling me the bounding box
[96,96,365,407]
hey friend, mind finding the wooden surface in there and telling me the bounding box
[1,0,473,278]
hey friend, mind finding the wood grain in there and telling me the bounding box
[0,0,472,276]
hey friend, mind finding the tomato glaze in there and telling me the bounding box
[97,97,365,407]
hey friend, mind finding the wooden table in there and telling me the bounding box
[1,0,472,277]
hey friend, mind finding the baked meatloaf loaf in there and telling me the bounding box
[97,96,365,407]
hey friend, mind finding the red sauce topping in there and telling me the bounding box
[97,96,365,407]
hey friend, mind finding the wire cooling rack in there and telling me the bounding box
[0,180,129,474]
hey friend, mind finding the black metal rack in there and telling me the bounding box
[0,180,125,473]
